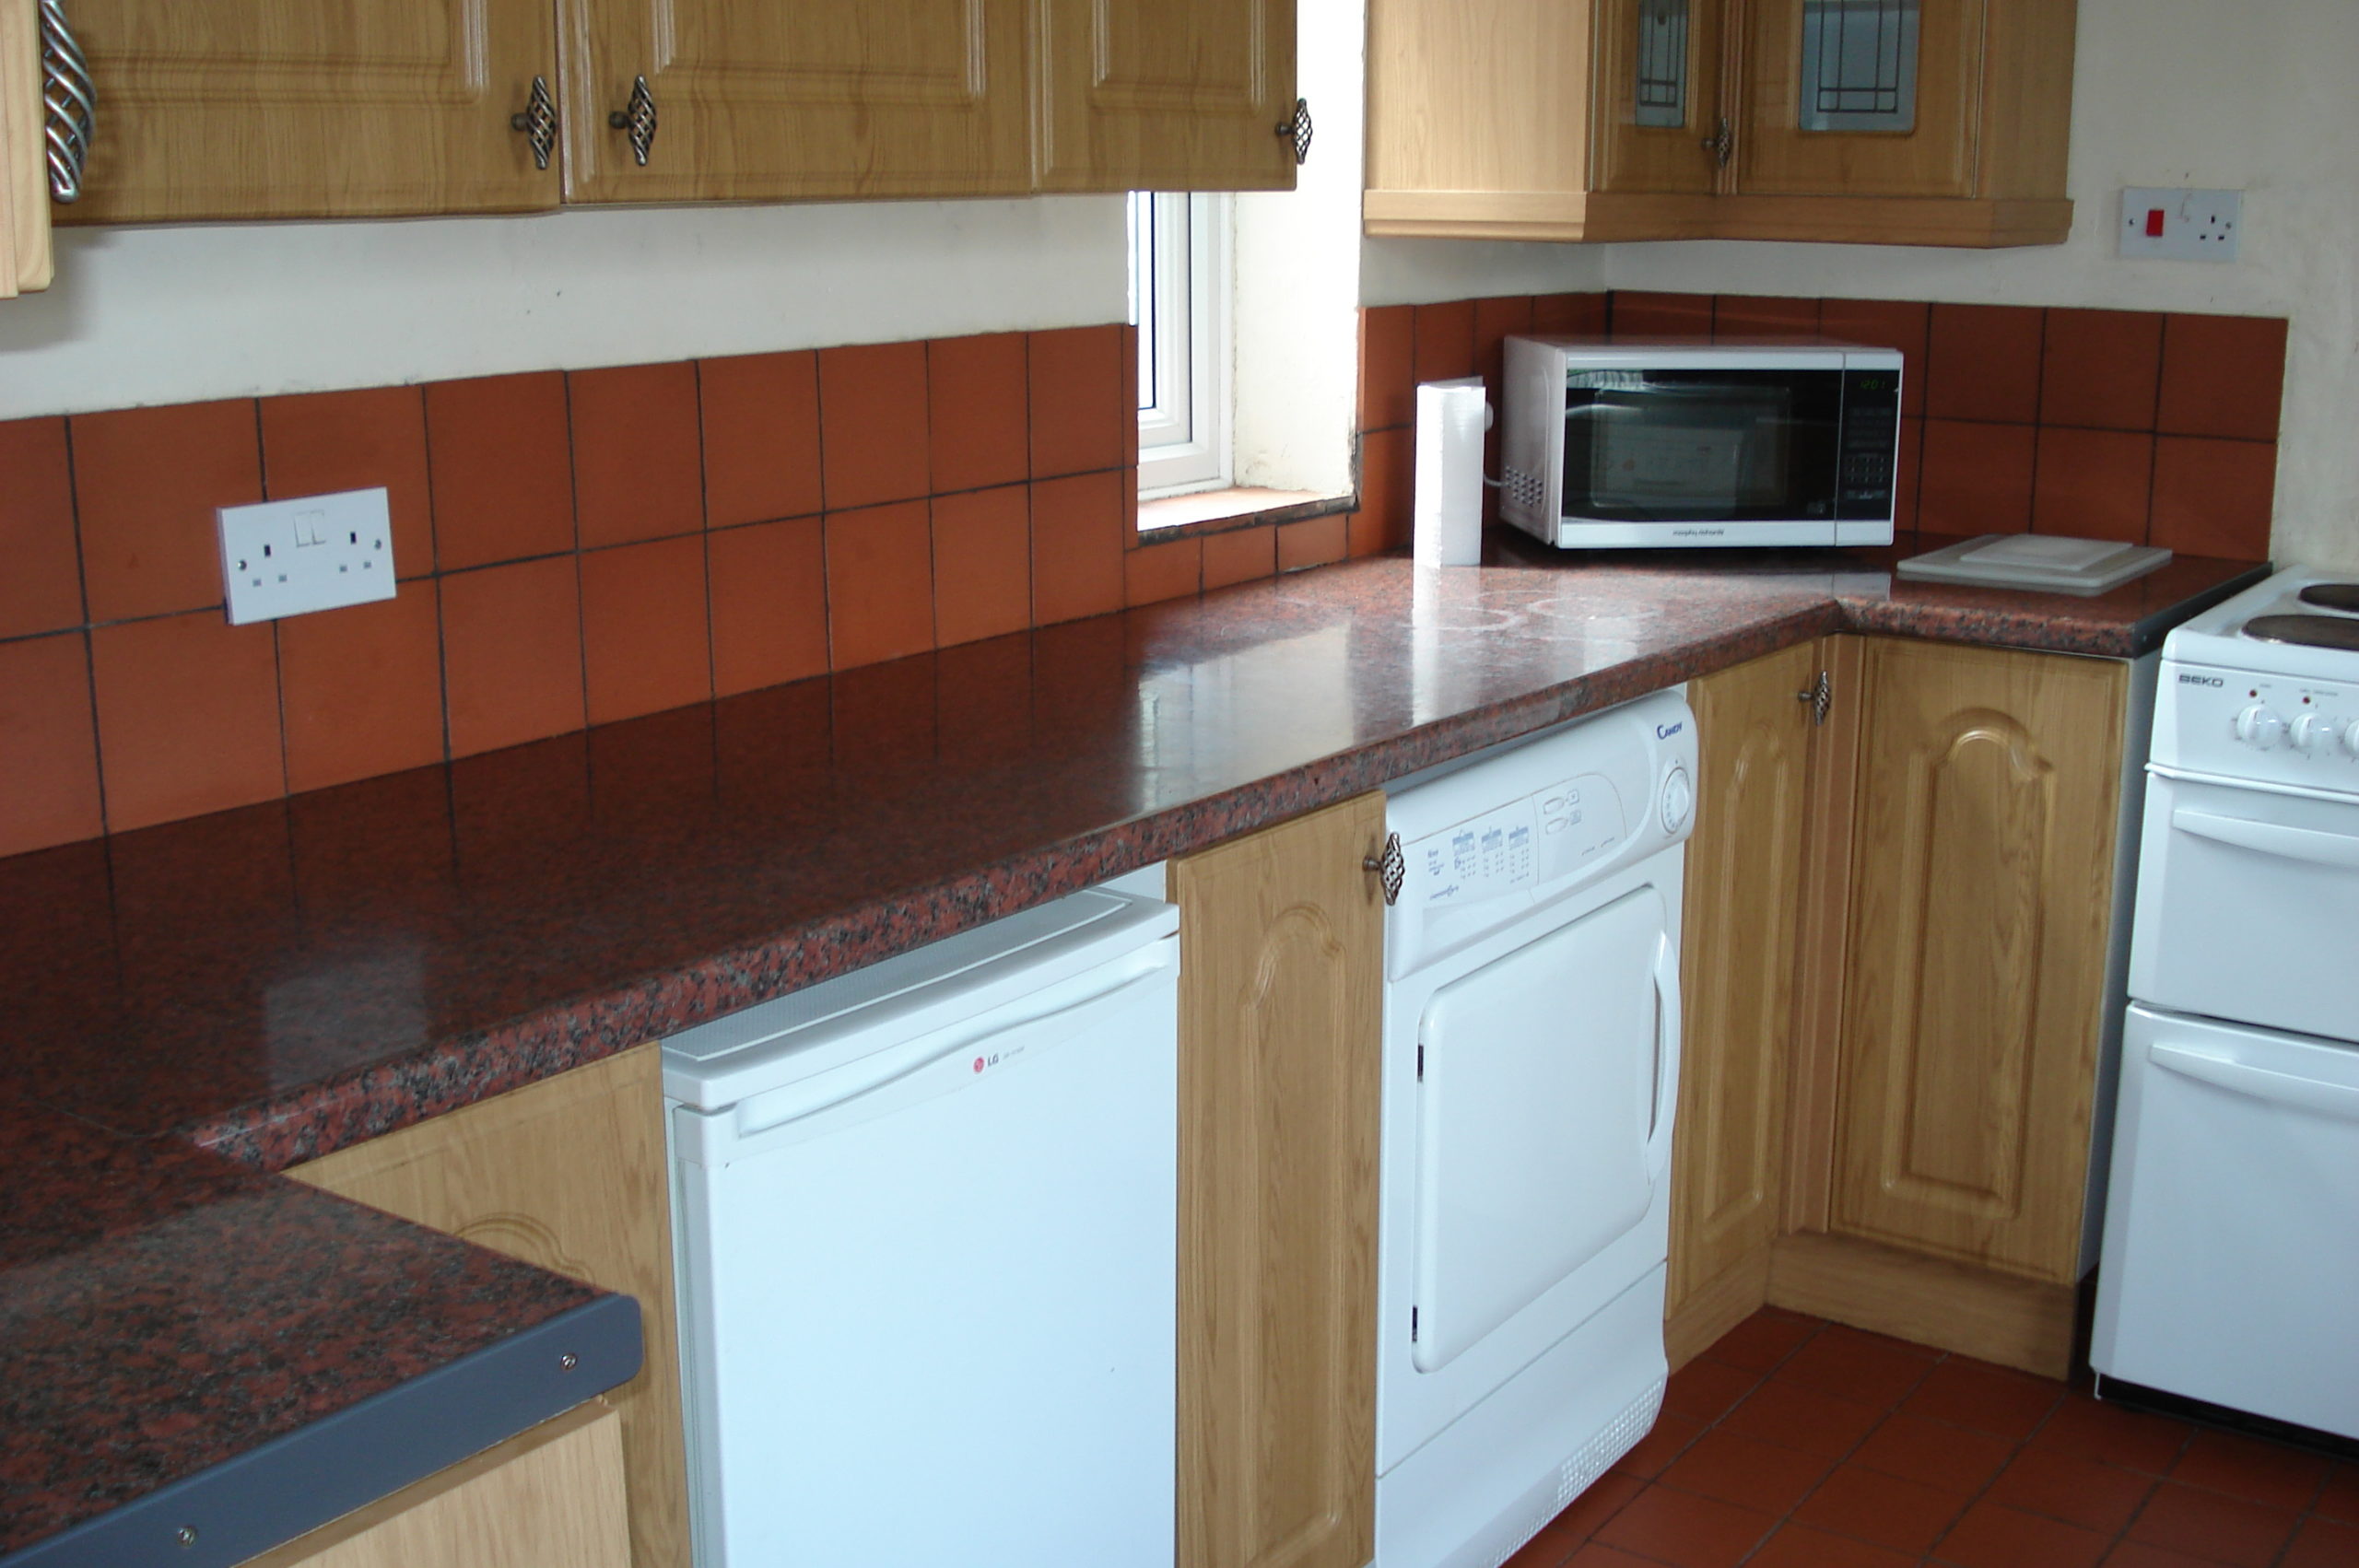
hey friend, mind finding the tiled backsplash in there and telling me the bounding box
[0,291,2287,859]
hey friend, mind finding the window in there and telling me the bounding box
[1129,191,1232,498]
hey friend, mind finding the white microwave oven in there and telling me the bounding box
[1499,336,1904,550]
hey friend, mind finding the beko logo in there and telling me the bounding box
[2178,673,2226,687]
[1657,722,1685,740]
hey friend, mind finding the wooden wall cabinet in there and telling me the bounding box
[60,0,1294,223]
[1366,0,2074,247]
[287,1046,690,1568]
[2,0,51,293]
[1170,793,1382,1568]
[238,1402,630,1568]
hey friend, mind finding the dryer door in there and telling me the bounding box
[1412,883,1677,1372]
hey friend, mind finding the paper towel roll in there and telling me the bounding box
[1414,378,1488,568]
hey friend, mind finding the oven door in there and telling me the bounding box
[2129,770,2359,1039]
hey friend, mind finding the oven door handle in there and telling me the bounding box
[1646,930,1683,1179]
[2171,806,2359,871]
[2150,1040,2359,1124]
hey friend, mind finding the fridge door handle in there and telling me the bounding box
[2150,1039,2359,1124]
[1645,929,1683,1179]
[2171,805,2359,870]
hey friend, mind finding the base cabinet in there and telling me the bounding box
[286,1045,689,1568]
[1170,793,1383,1568]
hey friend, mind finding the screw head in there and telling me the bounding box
[176,1525,199,1548]
[559,1352,579,1372]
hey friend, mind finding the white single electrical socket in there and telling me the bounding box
[2119,187,2242,263]
[217,487,397,626]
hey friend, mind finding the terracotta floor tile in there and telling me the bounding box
[1773,1328,1941,1410]
[2126,1480,2299,1568]
[1791,1460,1973,1554]
[1593,1482,1776,1568]
[1660,1429,1833,1515]
[1900,1357,2065,1440]
[1746,1521,1918,1568]
[1719,1378,1886,1459]
[2099,1543,2228,1568]
[1663,1359,1761,1424]
[1854,1411,2016,1494]
[2033,1397,2194,1474]
[2317,1465,2359,1523]
[1613,1411,1705,1479]
[1936,1500,2111,1568]
[1564,1546,1661,1568]
[2168,1427,2331,1513]
[1519,1469,1648,1560]
[1702,1311,1818,1375]
[2282,1515,2359,1568]
[1986,1446,2158,1535]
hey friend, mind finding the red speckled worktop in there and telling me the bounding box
[0,535,2263,1560]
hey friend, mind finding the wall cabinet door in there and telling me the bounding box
[1831,640,2125,1285]
[61,0,557,221]
[1734,0,1980,198]
[1170,792,1381,1568]
[287,1046,689,1568]
[559,0,1032,203]
[1036,0,1297,192]
[1593,0,1726,196]
[1667,642,1816,1362]
[3,0,50,294]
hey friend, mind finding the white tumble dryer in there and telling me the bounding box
[1373,688,1697,1568]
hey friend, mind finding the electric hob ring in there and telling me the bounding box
[2295,583,2359,614]
[2244,614,2359,652]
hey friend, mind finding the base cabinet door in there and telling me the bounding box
[1830,639,2126,1284]
[1171,792,1381,1568]
[287,1046,688,1568]
[1667,642,1818,1362]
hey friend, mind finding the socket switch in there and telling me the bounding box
[218,487,397,626]
[2118,187,2242,263]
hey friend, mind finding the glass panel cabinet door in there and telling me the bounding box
[1738,0,1980,197]
[1592,0,1723,195]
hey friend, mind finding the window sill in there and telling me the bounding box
[1134,486,1355,543]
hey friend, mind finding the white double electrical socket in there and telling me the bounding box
[2118,188,2243,263]
[217,487,397,626]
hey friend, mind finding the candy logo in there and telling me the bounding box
[1657,721,1685,740]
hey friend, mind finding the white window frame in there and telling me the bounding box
[1130,191,1233,499]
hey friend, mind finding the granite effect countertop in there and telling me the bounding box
[0,535,2266,1560]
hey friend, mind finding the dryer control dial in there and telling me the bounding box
[1660,766,1694,835]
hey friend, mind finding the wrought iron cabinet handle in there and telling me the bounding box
[40,0,96,203]
[609,75,657,166]
[511,75,557,170]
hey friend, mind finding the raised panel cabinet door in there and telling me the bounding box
[1036,0,1297,193]
[1666,643,1816,1354]
[1592,0,1725,196]
[1171,792,1382,1568]
[58,0,557,221]
[1735,0,1981,197]
[286,1046,689,1568]
[1831,641,2126,1284]
[561,0,1030,203]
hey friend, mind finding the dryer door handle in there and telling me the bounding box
[1646,930,1683,1180]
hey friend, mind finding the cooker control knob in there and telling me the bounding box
[1661,766,1694,835]
[2292,713,2338,754]
[2341,720,2359,760]
[2235,705,2286,750]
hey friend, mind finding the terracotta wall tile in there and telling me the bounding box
[0,633,103,856]
[1413,300,1476,384]
[1919,419,2037,535]
[1121,325,1141,474]
[1125,535,1202,606]
[278,591,446,794]
[708,518,828,697]
[1359,305,1416,431]
[580,535,711,725]
[2033,427,2155,544]
[260,386,435,579]
[1352,427,1412,556]
[570,361,705,548]
[440,556,586,759]
[820,341,932,510]
[1030,472,1126,625]
[1203,525,1277,591]
[1474,296,1536,397]
[1613,292,1713,336]
[2158,315,2289,441]
[426,372,576,570]
[0,417,83,639]
[932,486,1032,646]
[1532,292,1609,336]
[2040,310,2164,432]
[1028,325,1127,479]
[1894,417,1924,532]
[1925,304,2046,424]
[931,333,1030,495]
[825,500,936,668]
[699,351,823,530]
[1715,296,1823,336]
[1279,514,1348,572]
[2150,438,2279,558]
[1820,298,1931,418]
[90,612,284,832]
[74,400,263,623]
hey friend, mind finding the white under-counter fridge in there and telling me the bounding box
[663,886,1180,1568]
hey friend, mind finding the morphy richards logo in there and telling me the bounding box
[2178,673,2226,687]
